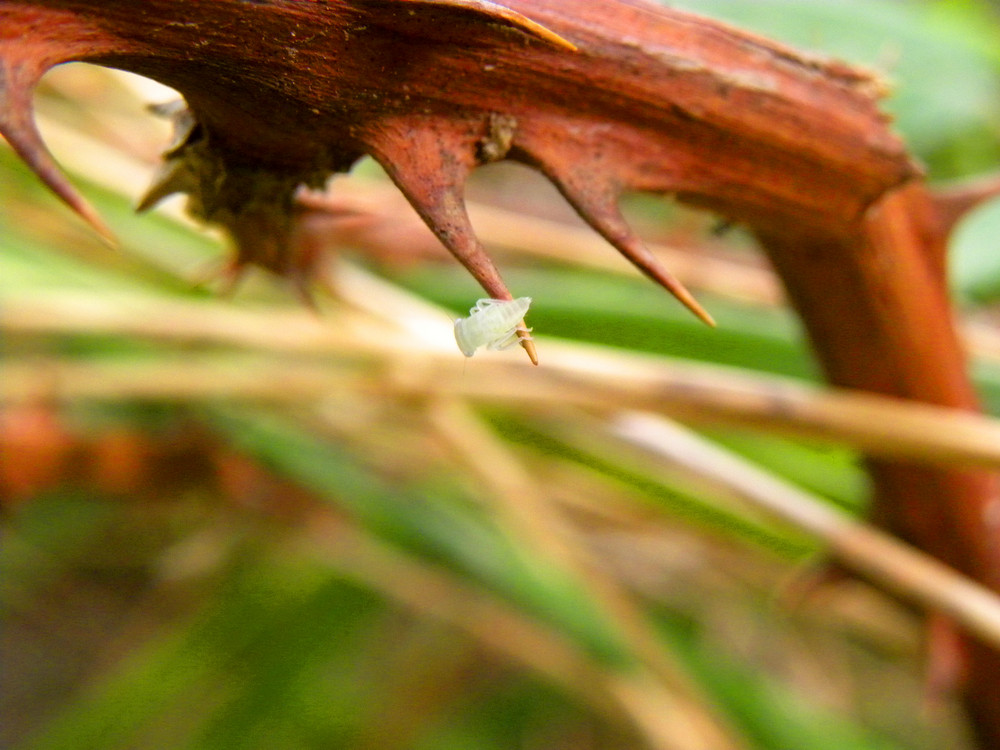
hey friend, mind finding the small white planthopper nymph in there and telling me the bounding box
[454,297,533,358]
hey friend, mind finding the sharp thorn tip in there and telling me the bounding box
[669,280,715,327]
[77,202,118,248]
[517,327,538,365]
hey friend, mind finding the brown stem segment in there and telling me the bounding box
[1,0,997,742]
[758,182,1000,744]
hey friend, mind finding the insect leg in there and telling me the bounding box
[490,324,533,351]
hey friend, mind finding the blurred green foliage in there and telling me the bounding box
[4,1,1000,749]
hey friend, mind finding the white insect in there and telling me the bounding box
[454,297,533,357]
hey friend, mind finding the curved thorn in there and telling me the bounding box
[148,99,197,155]
[367,119,536,363]
[367,125,502,297]
[408,0,576,51]
[139,101,200,211]
[0,69,116,246]
[136,159,194,213]
[932,172,1000,234]
[546,170,715,327]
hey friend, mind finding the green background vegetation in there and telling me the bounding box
[3,1,1000,748]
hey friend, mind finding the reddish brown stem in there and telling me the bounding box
[758,182,1000,744]
[1,0,997,742]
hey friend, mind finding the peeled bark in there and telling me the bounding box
[2,0,998,743]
